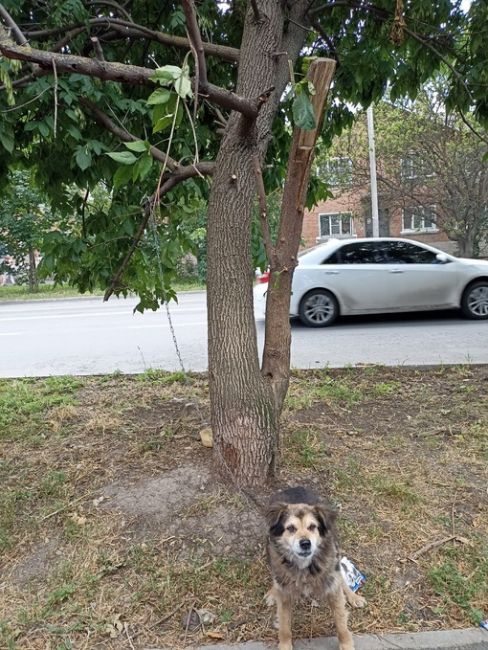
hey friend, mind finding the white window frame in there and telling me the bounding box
[401,153,435,181]
[320,157,353,187]
[401,204,439,234]
[318,212,353,238]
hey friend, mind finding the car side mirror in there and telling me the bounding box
[436,253,450,264]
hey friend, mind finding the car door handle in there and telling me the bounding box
[389,269,405,274]
[324,270,339,275]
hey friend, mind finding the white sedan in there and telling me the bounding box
[254,238,488,327]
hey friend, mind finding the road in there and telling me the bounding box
[0,292,487,377]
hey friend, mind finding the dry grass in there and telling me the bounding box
[0,366,487,649]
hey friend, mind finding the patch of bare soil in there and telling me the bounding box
[0,367,487,649]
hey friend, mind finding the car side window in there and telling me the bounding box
[322,251,340,264]
[383,241,438,264]
[339,242,387,264]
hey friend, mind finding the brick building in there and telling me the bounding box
[302,183,454,253]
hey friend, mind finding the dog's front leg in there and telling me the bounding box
[328,587,354,650]
[275,588,293,650]
[341,575,366,609]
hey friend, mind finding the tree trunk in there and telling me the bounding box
[262,60,336,413]
[456,229,477,257]
[28,249,38,292]
[206,1,309,487]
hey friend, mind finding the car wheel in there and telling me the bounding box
[298,289,339,327]
[461,280,488,319]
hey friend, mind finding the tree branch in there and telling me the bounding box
[0,2,40,77]
[457,109,488,147]
[250,0,261,22]
[0,2,29,45]
[90,37,105,61]
[87,0,134,22]
[181,0,207,87]
[103,160,215,301]
[0,23,254,116]
[78,97,178,169]
[0,25,154,85]
[181,0,260,119]
[25,17,239,63]
[0,68,50,91]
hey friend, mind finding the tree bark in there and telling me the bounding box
[28,248,38,292]
[206,1,310,487]
[262,59,336,413]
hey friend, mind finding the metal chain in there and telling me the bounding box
[148,215,186,375]
[163,299,186,374]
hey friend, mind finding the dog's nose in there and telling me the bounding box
[299,538,311,551]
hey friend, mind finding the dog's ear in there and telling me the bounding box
[314,504,337,537]
[266,502,287,537]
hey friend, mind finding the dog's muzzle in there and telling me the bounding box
[298,538,312,556]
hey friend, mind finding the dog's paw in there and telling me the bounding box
[279,642,293,650]
[339,641,354,650]
[265,589,276,607]
[348,593,366,609]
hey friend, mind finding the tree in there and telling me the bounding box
[0,169,57,290]
[1,0,487,486]
[322,94,488,257]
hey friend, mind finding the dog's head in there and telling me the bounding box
[266,500,336,565]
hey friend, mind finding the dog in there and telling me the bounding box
[265,486,365,650]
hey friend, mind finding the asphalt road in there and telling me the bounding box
[1,292,487,377]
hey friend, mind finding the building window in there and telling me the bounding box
[319,212,353,237]
[320,157,353,187]
[400,154,434,180]
[402,205,438,233]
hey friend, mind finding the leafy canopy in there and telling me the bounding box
[0,0,487,306]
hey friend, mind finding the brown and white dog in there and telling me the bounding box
[265,486,365,650]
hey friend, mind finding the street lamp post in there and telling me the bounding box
[367,105,380,237]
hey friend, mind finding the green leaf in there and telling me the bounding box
[113,164,134,189]
[89,140,105,155]
[174,72,192,99]
[124,140,149,153]
[293,92,316,130]
[66,124,82,141]
[150,65,182,83]
[106,151,138,165]
[147,88,171,105]
[0,127,14,153]
[132,154,152,181]
[153,114,174,133]
[75,147,92,171]
[38,121,50,138]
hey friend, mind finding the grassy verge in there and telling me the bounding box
[0,366,487,649]
[0,280,205,302]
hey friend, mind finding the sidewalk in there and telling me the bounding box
[171,628,487,650]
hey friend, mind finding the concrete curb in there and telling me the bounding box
[166,628,488,650]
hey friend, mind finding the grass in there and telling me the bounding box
[0,280,205,302]
[285,371,364,410]
[285,427,327,468]
[428,546,488,624]
[1,366,487,648]
[0,284,104,301]
[0,377,82,440]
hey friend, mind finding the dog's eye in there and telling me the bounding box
[308,524,317,532]
[286,525,297,533]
